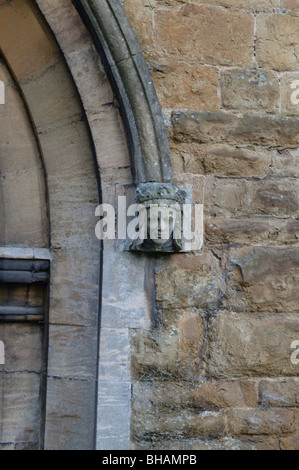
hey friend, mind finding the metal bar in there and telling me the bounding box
[0,315,44,322]
[0,271,49,284]
[0,247,51,260]
[0,306,44,315]
[0,306,44,322]
[0,259,50,272]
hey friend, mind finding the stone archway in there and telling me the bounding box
[0,0,102,449]
[0,0,177,450]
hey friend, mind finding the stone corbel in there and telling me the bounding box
[73,0,191,252]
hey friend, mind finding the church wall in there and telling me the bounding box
[124,0,299,450]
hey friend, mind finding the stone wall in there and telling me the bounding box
[124,0,299,450]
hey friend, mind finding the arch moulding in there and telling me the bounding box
[33,0,183,450]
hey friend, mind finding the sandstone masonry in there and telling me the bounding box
[124,0,299,450]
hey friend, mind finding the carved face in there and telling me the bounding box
[147,203,181,248]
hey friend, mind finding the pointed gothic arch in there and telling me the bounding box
[0,0,174,450]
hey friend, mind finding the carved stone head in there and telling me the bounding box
[127,183,187,253]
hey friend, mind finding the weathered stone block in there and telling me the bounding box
[155,5,253,66]
[132,399,225,441]
[132,382,196,414]
[101,250,151,329]
[66,43,113,114]
[204,177,249,218]
[0,372,41,445]
[47,324,98,379]
[0,63,42,175]
[47,175,99,250]
[189,0,278,7]
[281,0,299,14]
[131,309,205,381]
[256,13,299,71]
[251,180,299,216]
[153,61,219,110]
[227,409,295,436]
[132,436,280,451]
[280,436,299,450]
[0,323,43,372]
[44,377,96,450]
[131,380,256,415]
[207,312,299,378]
[205,177,299,218]
[89,110,130,170]
[0,168,48,247]
[221,68,279,112]
[21,60,82,131]
[227,246,299,312]
[155,250,225,310]
[98,328,131,382]
[0,0,58,79]
[172,110,299,148]
[259,379,299,407]
[205,217,299,246]
[97,381,131,450]
[193,380,258,409]
[37,118,95,178]
[34,0,91,55]
[49,248,100,327]
[270,149,299,177]
[172,143,270,177]
[124,0,154,54]
[234,436,280,450]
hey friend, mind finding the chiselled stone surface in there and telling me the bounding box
[155,5,253,66]
[0,0,59,79]
[259,380,299,407]
[221,68,279,112]
[132,436,280,451]
[123,0,154,54]
[171,142,271,177]
[132,382,225,441]
[132,380,257,412]
[125,0,299,452]
[153,61,219,110]
[0,324,43,372]
[256,13,299,71]
[280,0,299,14]
[193,380,258,409]
[194,0,278,7]
[155,250,225,310]
[205,217,299,246]
[280,436,299,450]
[205,177,299,218]
[0,373,41,445]
[44,377,96,450]
[227,409,295,436]
[270,149,299,177]
[227,246,299,312]
[172,110,299,147]
[131,308,205,381]
[0,59,48,247]
[207,312,299,378]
